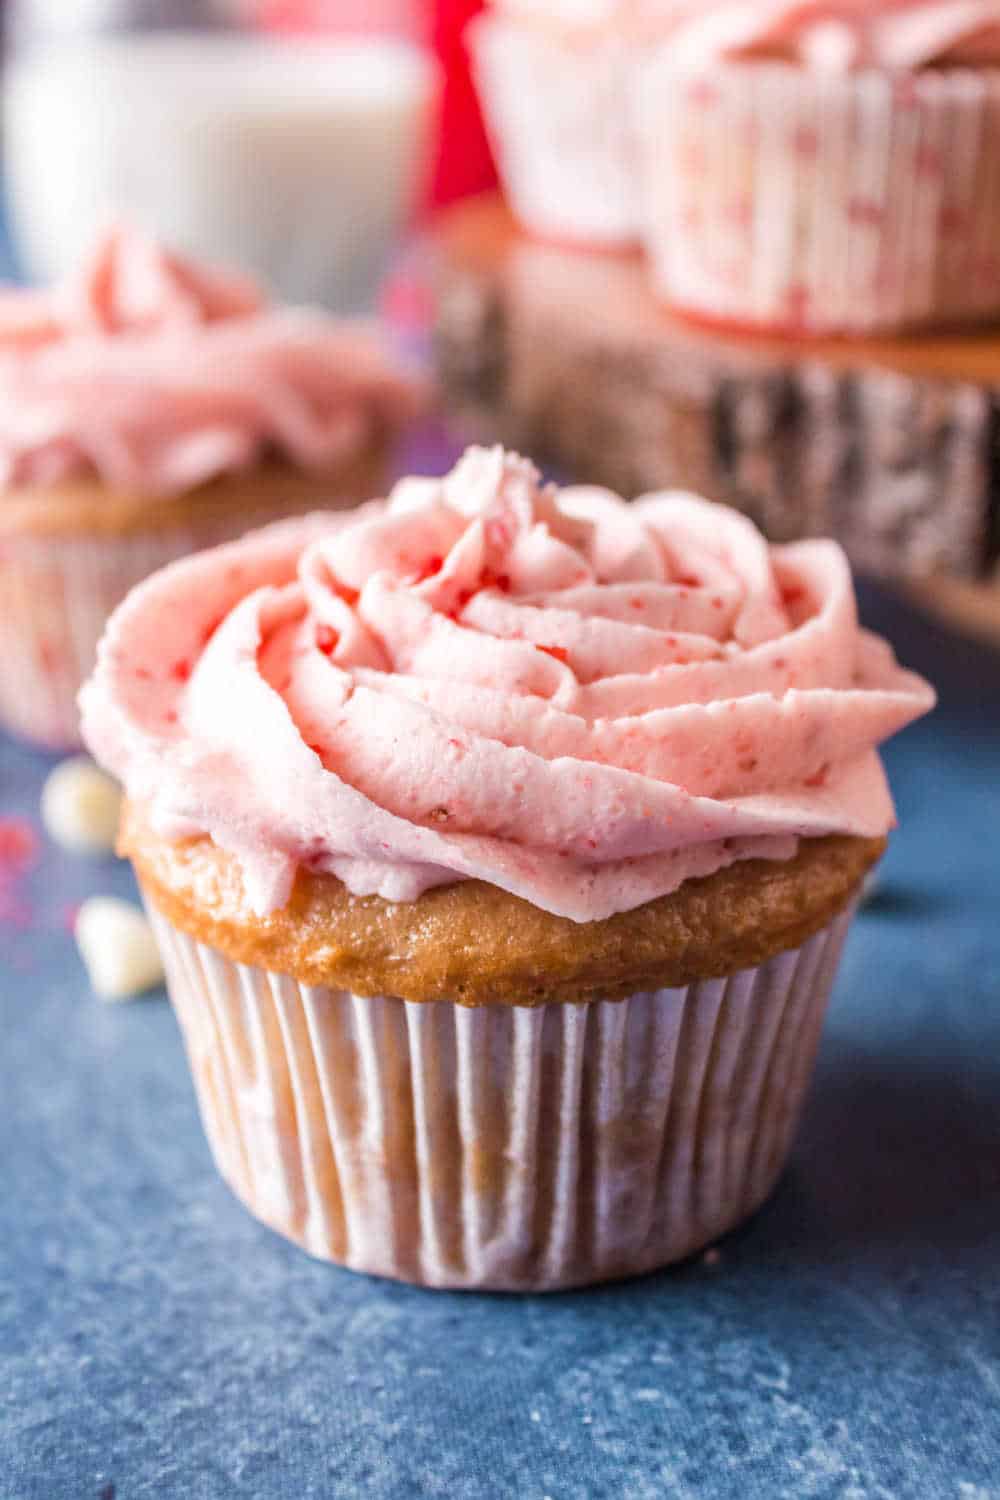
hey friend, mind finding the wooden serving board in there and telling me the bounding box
[432,194,1000,644]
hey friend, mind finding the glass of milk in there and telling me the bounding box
[3,20,440,310]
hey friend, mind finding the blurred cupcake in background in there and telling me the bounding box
[469,1,688,248]
[641,0,1000,335]
[0,228,424,750]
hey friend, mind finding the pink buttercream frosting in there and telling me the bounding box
[0,229,422,494]
[80,448,935,923]
[660,1,1000,69]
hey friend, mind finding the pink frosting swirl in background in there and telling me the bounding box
[658,1,1000,69]
[81,448,935,923]
[0,229,422,494]
[495,0,1000,62]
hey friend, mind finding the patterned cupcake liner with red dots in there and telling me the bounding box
[469,15,642,250]
[640,61,1000,336]
[145,891,857,1291]
[0,527,245,751]
[0,505,344,752]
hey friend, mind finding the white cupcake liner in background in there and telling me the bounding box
[641,62,1000,335]
[0,527,227,751]
[0,518,283,751]
[470,15,641,248]
[0,467,384,752]
[147,896,856,1291]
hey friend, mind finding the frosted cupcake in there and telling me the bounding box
[641,1,1000,334]
[469,1,688,248]
[81,447,933,1291]
[0,228,422,750]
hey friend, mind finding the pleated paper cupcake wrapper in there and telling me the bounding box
[0,521,259,751]
[470,17,641,248]
[641,62,1000,335]
[147,896,855,1291]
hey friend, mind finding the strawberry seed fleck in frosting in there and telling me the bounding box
[80,448,935,922]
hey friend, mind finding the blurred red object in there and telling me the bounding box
[258,0,498,210]
[429,0,498,208]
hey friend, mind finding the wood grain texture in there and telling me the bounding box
[433,195,1000,591]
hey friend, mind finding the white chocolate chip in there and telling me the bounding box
[41,756,122,856]
[75,897,164,1001]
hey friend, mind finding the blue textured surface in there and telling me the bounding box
[2,573,999,1500]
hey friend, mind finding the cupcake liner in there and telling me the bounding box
[470,16,641,248]
[0,461,387,752]
[0,528,223,751]
[641,62,1000,335]
[0,514,289,751]
[146,894,856,1291]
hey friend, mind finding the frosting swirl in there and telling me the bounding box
[659,1,1000,70]
[0,228,422,494]
[81,448,935,923]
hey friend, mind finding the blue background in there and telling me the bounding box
[1,214,999,1496]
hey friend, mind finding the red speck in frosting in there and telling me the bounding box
[448,588,474,619]
[712,597,724,610]
[630,597,644,611]
[200,613,226,646]
[805,764,830,789]
[135,666,152,681]
[413,555,443,584]
[481,568,511,593]
[537,644,570,664]
[164,709,177,725]
[315,624,339,656]
[676,575,699,589]
[739,757,758,774]
[773,657,787,670]
[781,586,804,607]
[170,659,191,682]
